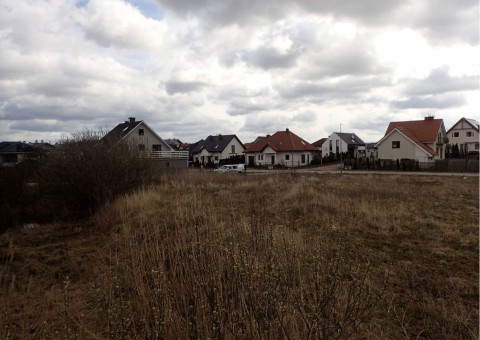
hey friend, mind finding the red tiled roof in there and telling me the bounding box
[312,138,327,147]
[385,118,443,142]
[393,127,437,156]
[244,128,317,153]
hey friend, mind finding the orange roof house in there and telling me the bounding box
[375,117,447,162]
[244,128,317,167]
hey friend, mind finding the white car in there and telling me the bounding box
[214,164,246,173]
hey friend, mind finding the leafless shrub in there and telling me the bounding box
[38,129,157,219]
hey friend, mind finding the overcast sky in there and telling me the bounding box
[1,0,478,144]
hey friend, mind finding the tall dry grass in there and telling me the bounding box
[1,172,478,339]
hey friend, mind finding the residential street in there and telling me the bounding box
[245,163,479,177]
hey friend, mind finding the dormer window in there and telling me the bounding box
[139,129,144,136]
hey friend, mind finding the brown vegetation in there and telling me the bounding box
[1,172,478,339]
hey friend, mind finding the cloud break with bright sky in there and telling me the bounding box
[0,0,478,144]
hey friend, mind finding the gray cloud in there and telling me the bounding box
[226,100,271,116]
[402,67,478,96]
[407,0,478,45]
[157,0,402,27]
[240,113,290,137]
[293,110,317,123]
[10,120,71,133]
[157,0,478,46]
[27,75,90,98]
[298,38,388,80]
[277,82,329,100]
[351,113,397,140]
[241,46,304,70]
[165,80,208,95]
[156,0,291,27]
[391,93,466,109]
[276,76,391,102]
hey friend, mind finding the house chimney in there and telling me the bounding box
[424,114,434,120]
[129,117,135,124]
[286,128,289,132]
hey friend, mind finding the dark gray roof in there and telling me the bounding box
[336,132,365,145]
[103,118,143,142]
[189,134,241,154]
[0,141,37,153]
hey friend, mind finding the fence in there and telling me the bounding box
[148,151,189,159]
[344,158,479,173]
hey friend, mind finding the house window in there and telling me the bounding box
[215,156,219,161]
[258,154,263,161]
[231,145,235,154]
[329,140,332,152]
[475,143,479,150]
[152,144,162,151]
[392,141,400,149]
[138,144,145,151]
[335,140,339,154]
[139,129,144,136]
[452,132,459,138]
[285,154,290,161]
[466,131,474,137]
[3,154,18,163]
[301,154,306,163]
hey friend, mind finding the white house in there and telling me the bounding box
[322,132,365,159]
[446,117,479,155]
[189,134,245,165]
[244,128,317,167]
[375,117,447,163]
[103,117,188,167]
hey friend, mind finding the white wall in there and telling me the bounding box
[194,136,246,164]
[322,133,348,157]
[124,122,171,152]
[219,137,245,160]
[248,150,315,167]
[449,121,479,153]
[378,130,432,162]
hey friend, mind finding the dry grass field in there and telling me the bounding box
[1,172,478,339]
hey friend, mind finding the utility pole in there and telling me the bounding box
[340,124,343,174]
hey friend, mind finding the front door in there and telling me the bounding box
[271,155,275,165]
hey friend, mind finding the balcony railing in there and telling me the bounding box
[141,151,189,159]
